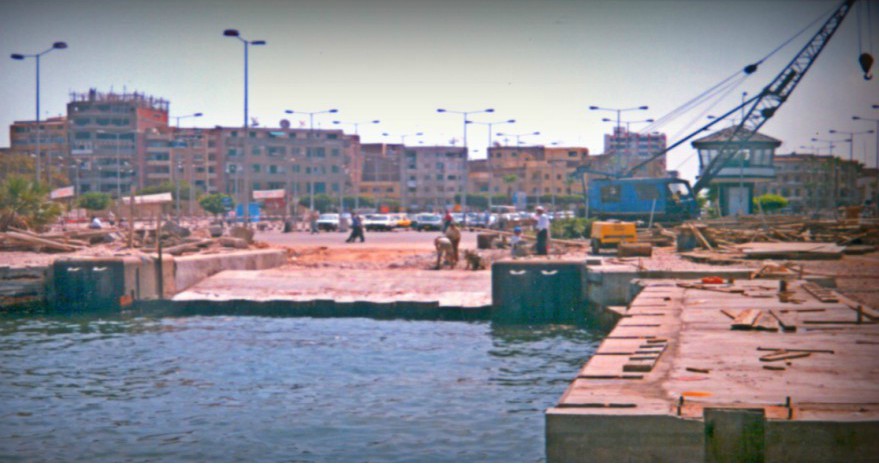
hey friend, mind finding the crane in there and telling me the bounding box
[575,0,860,222]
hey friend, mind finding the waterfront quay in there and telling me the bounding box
[547,278,879,462]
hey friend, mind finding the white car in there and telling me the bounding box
[316,213,340,231]
[363,214,396,231]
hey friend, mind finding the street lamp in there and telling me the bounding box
[381,131,423,145]
[174,112,203,128]
[11,41,68,185]
[812,136,851,210]
[437,107,494,213]
[590,105,648,172]
[466,118,515,211]
[224,28,266,224]
[601,117,655,133]
[333,119,380,135]
[285,108,339,211]
[829,129,875,162]
[496,131,541,147]
[853,114,879,211]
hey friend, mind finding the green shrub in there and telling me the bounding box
[550,217,594,240]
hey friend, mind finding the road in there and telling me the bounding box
[255,228,481,251]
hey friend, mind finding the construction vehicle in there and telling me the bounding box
[572,0,864,223]
[590,220,637,255]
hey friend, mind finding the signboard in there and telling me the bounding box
[50,185,75,200]
[252,189,285,200]
[513,191,528,210]
[121,192,173,205]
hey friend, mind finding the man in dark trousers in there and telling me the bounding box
[534,205,550,256]
[346,213,365,243]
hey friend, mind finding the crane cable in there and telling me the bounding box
[641,2,840,135]
[858,0,874,80]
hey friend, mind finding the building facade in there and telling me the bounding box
[9,116,70,185]
[754,153,863,212]
[401,145,467,211]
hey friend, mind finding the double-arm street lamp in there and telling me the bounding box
[285,108,339,211]
[224,28,265,224]
[174,112,203,128]
[496,130,540,147]
[381,131,423,145]
[853,111,879,210]
[466,118,515,211]
[333,119,380,135]
[812,136,852,210]
[590,105,648,172]
[11,41,68,185]
[829,129,875,162]
[602,117,655,133]
[437,107,494,212]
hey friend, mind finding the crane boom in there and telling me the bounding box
[691,0,856,193]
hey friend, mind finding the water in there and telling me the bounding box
[0,312,601,462]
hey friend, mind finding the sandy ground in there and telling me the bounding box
[3,227,878,308]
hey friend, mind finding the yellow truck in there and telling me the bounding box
[590,221,637,255]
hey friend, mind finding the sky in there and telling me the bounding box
[1,0,878,183]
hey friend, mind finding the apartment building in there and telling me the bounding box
[9,116,69,185]
[401,145,467,211]
[754,153,863,212]
[67,89,169,197]
[603,126,667,175]
[360,143,403,206]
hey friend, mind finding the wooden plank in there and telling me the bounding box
[2,231,80,252]
[731,309,761,330]
[752,312,780,332]
[759,351,811,362]
[801,282,839,303]
[768,310,797,332]
[756,347,834,354]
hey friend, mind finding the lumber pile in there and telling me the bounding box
[682,216,879,249]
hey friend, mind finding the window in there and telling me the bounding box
[331,149,340,157]
[634,183,660,200]
[327,134,338,140]
[269,165,278,174]
[600,184,621,203]
[251,164,261,173]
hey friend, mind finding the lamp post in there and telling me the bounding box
[853,114,879,211]
[496,131,540,147]
[829,129,875,163]
[466,118,515,212]
[589,105,648,173]
[601,117,655,133]
[332,119,379,135]
[174,112,203,128]
[285,108,339,211]
[224,28,266,224]
[812,136,851,210]
[175,160,183,224]
[11,41,68,185]
[437,107,494,213]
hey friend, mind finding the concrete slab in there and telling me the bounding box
[174,266,492,309]
[547,279,879,462]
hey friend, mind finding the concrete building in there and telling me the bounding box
[9,116,69,186]
[754,153,863,212]
[360,143,403,208]
[603,126,667,175]
[67,89,169,197]
[858,167,878,209]
[401,145,467,211]
[692,127,779,216]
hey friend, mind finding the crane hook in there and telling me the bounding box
[859,53,874,80]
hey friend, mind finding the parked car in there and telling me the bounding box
[363,214,397,231]
[392,213,412,228]
[413,213,443,231]
[316,213,340,231]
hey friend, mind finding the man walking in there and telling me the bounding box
[346,213,365,243]
[534,205,550,256]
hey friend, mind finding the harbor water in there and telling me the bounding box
[0,311,600,462]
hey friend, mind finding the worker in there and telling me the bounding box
[511,226,525,257]
[533,205,550,256]
[310,210,319,234]
[434,235,455,269]
[89,216,103,229]
[445,222,461,265]
[346,213,365,243]
[442,209,453,233]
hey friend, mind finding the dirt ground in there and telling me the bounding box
[3,228,878,308]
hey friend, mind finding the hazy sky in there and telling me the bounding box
[1,0,877,182]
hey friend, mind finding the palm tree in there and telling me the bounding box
[0,175,62,231]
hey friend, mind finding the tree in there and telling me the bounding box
[78,191,112,212]
[139,181,197,200]
[199,193,233,217]
[754,193,788,213]
[502,174,518,200]
[0,175,62,231]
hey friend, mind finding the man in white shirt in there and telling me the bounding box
[534,206,550,255]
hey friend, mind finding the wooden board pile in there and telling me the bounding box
[686,216,879,248]
[0,227,119,253]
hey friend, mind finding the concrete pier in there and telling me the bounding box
[547,279,879,462]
